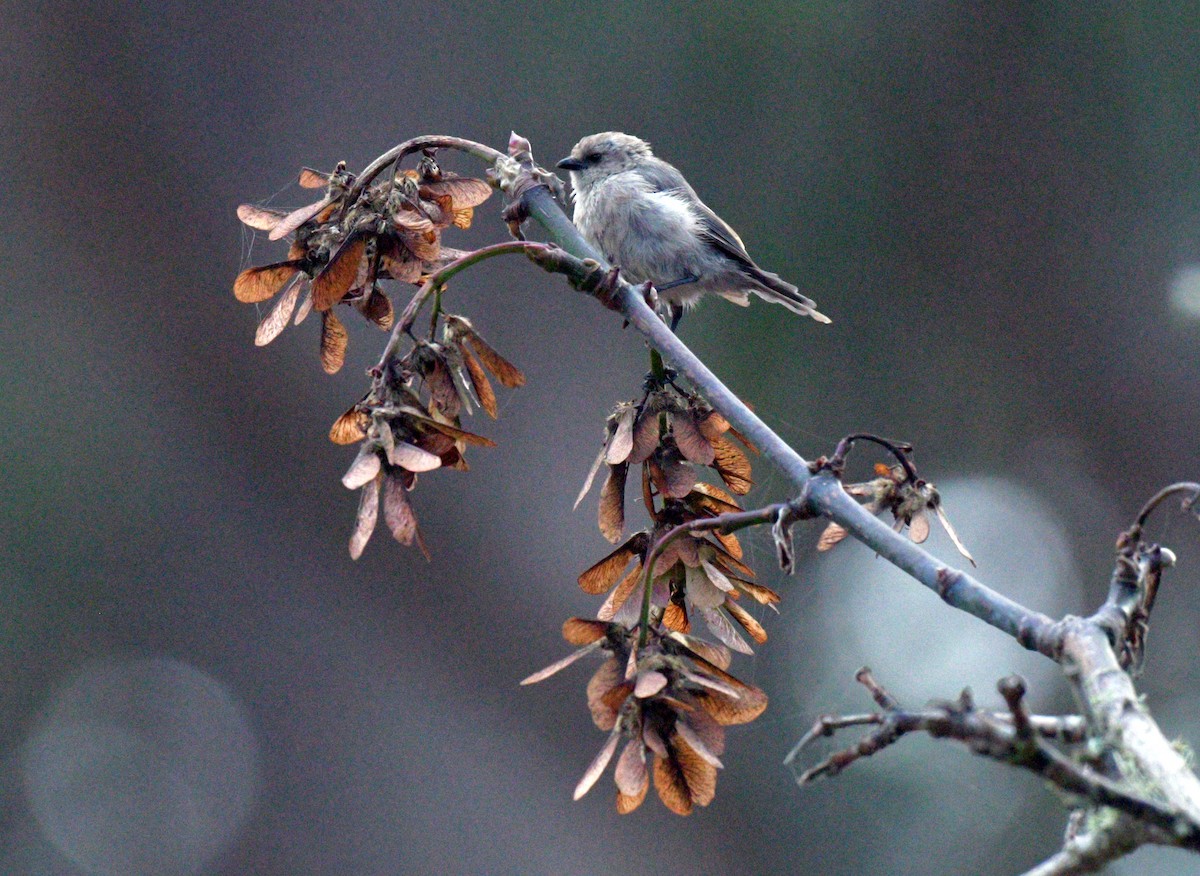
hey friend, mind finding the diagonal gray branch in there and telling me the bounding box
[517,181,1061,653]
[420,134,1200,870]
[239,129,1200,873]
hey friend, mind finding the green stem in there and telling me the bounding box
[377,241,549,372]
[649,347,666,382]
[429,288,443,337]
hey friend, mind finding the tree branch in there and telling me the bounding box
[1058,617,1200,830]
[493,142,1200,866]
[1022,815,1146,876]
[241,132,1200,867]
[512,181,1060,656]
[786,669,1195,848]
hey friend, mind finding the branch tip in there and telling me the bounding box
[998,675,1033,741]
[827,433,917,480]
[1130,481,1200,536]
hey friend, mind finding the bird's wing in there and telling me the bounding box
[638,159,828,321]
[695,205,754,267]
[636,158,751,264]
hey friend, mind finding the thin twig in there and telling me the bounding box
[1090,482,1200,671]
[789,670,1200,848]
[635,502,794,647]
[374,241,552,373]
[1131,481,1200,534]
[829,433,917,480]
[345,135,506,208]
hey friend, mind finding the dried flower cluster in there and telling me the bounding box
[576,385,755,538]
[235,153,523,557]
[328,314,523,558]
[525,374,778,814]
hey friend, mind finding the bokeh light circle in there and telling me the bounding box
[21,657,259,876]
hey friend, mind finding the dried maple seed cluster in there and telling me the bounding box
[526,375,776,813]
[576,384,755,543]
[523,619,767,815]
[236,152,523,558]
[235,156,493,372]
[578,483,780,654]
[818,463,974,564]
[328,317,523,559]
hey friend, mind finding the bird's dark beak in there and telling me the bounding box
[556,156,585,171]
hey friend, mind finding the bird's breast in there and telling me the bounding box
[576,176,704,285]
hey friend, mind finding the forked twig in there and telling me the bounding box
[786,669,1196,851]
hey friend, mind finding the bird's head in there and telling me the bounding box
[557,132,652,193]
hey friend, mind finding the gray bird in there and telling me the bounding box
[557,132,830,328]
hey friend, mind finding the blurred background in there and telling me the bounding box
[4,3,1200,874]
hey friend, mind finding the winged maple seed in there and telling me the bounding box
[522,619,767,815]
[552,374,776,812]
[818,463,975,564]
[577,484,780,654]
[234,157,493,371]
[442,314,526,419]
[576,384,757,544]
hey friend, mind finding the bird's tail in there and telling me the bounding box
[746,266,831,323]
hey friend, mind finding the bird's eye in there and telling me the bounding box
[583,152,601,165]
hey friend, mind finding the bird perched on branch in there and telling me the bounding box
[557,132,830,329]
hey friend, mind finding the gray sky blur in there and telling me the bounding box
[4,2,1200,874]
